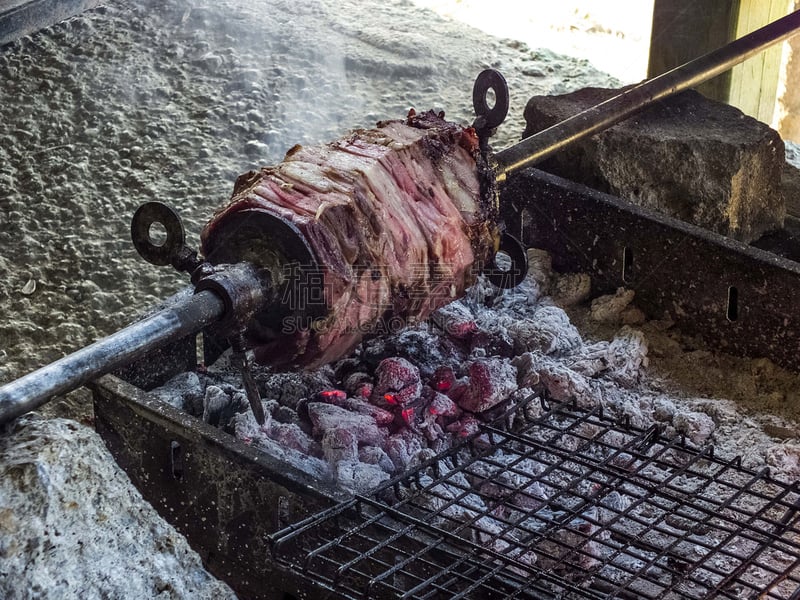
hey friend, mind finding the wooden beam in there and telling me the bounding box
[729,0,793,124]
[648,0,792,123]
[647,1,739,103]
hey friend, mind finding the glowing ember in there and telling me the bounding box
[431,366,455,392]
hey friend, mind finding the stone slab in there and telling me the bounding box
[523,88,786,243]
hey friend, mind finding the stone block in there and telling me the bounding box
[523,88,785,242]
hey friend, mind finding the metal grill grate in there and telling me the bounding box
[270,398,800,599]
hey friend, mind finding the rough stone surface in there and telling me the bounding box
[0,418,236,600]
[783,142,800,217]
[523,88,786,242]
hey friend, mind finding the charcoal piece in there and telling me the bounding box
[149,371,205,414]
[652,397,676,422]
[447,415,481,438]
[267,421,318,455]
[202,385,232,426]
[673,411,716,446]
[512,353,542,389]
[507,305,582,355]
[273,405,300,424]
[258,370,336,409]
[306,402,387,447]
[446,377,470,403]
[432,301,477,340]
[343,371,372,396]
[566,341,611,378]
[358,446,396,474]
[361,326,464,379]
[342,398,394,426]
[336,461,390,495]
[230,411,331,481]
[457,358,518,413]
[322,428,358,465]
[605,325,649,386]
[426,391,460,419]
[370,357,422,407]
[385,430,426,472]
[535,358,596,409]
[429,365,456,393]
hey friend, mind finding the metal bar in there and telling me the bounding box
[0,289,224,425]
[493,9,800,184]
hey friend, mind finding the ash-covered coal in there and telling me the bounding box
[150,254,657,495]
[151,242,800,525]
[145,250,800,591]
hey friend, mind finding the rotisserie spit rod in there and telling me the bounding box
[0,290,225,425]
[490,9,800,184]
[0,202,275,427]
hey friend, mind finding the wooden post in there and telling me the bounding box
[647,1,739,103]
[729,0,794,124]
[648,0,793,125]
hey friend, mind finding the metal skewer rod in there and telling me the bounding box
[0,290,225,426]
[493,9,800,184]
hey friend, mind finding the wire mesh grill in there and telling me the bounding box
[270,398,800,599]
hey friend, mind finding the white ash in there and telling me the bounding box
[673,411,716,447]
[507,305,583,355]
[148,261,800,504]
[308,402,388,448]
[229,408,330,482]
[335,461,390,495]
[0,417,235,600]
[589,287,636,324]
[67,258,800,593]
[551,272,592,307]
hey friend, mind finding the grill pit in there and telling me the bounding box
[92,206,800,597]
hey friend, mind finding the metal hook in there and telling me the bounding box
[472,69,509,133]
[484,232,528,289]
[131,201,187,267]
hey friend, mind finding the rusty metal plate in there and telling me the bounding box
[500,168,800,372]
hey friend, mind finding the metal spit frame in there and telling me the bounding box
[501,169,800,373]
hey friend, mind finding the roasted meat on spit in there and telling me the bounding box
[201,109,499,369]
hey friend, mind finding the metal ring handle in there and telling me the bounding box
[131,201,186,267]
[472,69,509,130]
[484,232,528,289]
